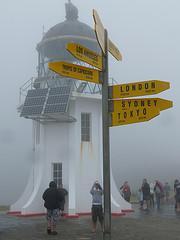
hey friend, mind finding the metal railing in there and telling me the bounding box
[18,76,119,105]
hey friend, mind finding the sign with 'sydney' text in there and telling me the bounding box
[108,80,170,99]
[48,61,102,84]
[108,98,173,112]
[66,43,102,70]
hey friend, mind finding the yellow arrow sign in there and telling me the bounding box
[93,9,122,61]
[110,107,160,126]
[93,9,105,53]
[66,43,103,70]
[109,98,173,112]
[109,80,170,99]
[48,61,102,84]
[108,39,122,61]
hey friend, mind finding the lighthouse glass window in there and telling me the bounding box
[81,113,91,142]
[52,163,62,187]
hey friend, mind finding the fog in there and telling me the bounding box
[0,0,179,205]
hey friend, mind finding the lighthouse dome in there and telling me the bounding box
[37,1,100,62]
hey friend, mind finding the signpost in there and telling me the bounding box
[109,80,170,99]
[66,42,103,70]
[48,8,173,240]
[101,29,111,239]
[48,61,102,84]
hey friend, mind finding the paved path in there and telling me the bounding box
[1,204,180,240]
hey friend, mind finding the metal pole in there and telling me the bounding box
[102,29,111,240]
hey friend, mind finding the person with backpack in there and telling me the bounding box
[42,181,63,235]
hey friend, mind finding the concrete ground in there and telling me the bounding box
[1,204,180,240]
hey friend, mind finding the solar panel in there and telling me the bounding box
[46,95,69,104]
[44,104,67,114]
[27,88,48,97]
[49,86,71,95]
[44,86,71,114]
[21,88,48,116]
[21,86,72,118]
[20,106,44,116]
[24,96,46,106]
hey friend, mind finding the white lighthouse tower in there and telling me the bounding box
[10,1,131,216]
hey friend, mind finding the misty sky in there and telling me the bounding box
[0,0,180,204]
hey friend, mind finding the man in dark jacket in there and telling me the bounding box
[141,178,150,210]
[42,181,63,235]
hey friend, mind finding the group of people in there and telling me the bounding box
[120,179,180,211]
[139,179,165,210]
[42,178,180,235]
[42,180,103,235]
[139,179,180,211]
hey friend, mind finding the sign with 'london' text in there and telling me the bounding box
[108,80,170,99]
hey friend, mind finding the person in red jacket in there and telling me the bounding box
[120,181,131,202]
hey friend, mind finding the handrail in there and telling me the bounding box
[19,76,119,105]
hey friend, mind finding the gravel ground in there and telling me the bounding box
[1,204,180,240]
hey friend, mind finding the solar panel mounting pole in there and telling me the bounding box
[102,28,111,240]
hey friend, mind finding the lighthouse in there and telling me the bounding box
[10,1,131,216]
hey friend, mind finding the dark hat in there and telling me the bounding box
[49,181,57,188]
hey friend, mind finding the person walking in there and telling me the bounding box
[120,181,131,202]
[149,182,155,208]
[42,181,63,235]
[90,181,103,233]
[141,179,150,210]
[154,180,164,210]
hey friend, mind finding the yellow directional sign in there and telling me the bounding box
[109,80,170,99]
[109,98,173,112]
[93,9,122,61]
[93,9,105,53]
[48,61,102,84]
[108,39,122,61]
[66,43,102,70]
[110,107,160,126]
